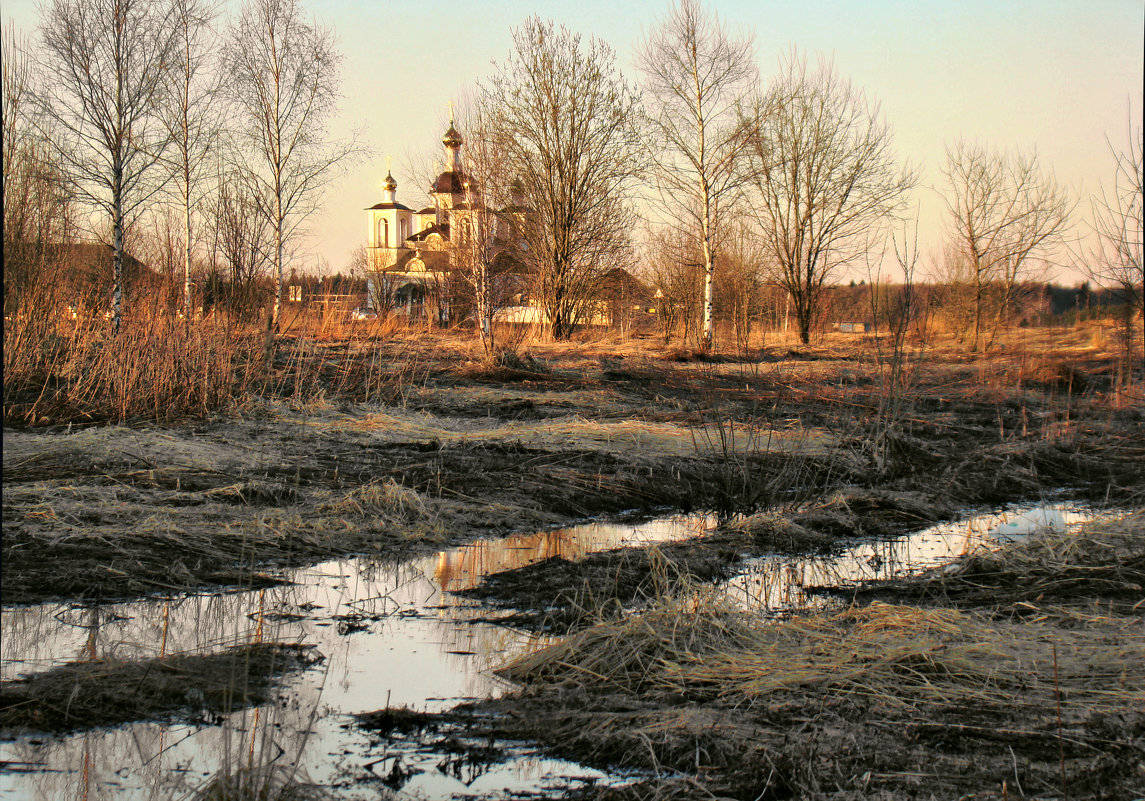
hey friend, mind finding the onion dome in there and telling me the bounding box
[442,125,463,149]
[383,171,398,192]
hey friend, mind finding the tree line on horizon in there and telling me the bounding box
[3,0,1141,370]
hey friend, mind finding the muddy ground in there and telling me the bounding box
[0,643,317,735]
[430,512,1145,801]
[3,329,1144,798]
[4,330,1142,606]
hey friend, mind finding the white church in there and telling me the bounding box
[364,118,652,328]
[363,120,490,323]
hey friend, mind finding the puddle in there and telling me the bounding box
[722,501,1102,612]
[0,503,1101,798]
[0,514,708,800]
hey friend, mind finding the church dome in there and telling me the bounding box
[442,125,463,149]
[383,171,398,191]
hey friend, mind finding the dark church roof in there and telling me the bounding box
[365,201,413,211]
[431,170,477,195]
[406,222,450,242]
[378,248,454,274]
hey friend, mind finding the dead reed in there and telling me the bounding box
[2,300,435,425]
[3,311,265,424]
[487,511,1145,799]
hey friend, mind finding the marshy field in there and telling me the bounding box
[2,321,1143,800]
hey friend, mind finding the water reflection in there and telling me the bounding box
[0,515,707,800]
[722,502,1099,612]
[433,514,712,594]
[0,505,1097,799]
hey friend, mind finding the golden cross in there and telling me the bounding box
[447,99,455,123]
[386,155,392,172]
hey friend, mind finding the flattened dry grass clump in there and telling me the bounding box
[320,478,435,522]
[491,589,1145,799]
[503,595,1143,712]
[851,510,1145,614]
[932,438,1145,506]
[455,540,740,631]
[195,765,331,801]
[0,522,289,604]
[0,643,316,735]
[725,489,949,554]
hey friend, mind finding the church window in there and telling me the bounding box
[376,217,389,248]
[399,219,407,242]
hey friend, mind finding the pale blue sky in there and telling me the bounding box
[5,0,1142,280]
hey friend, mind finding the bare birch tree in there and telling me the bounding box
[480,17,642,340]
[943,141,1072,351]
[638,0,755,351]
[36,0,178,331]
[744,52,916,345]
[1083,123,1143,376]
[160,0,222,321]
[226,0,352,336]
[2,31,75,323]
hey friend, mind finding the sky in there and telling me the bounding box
[4,0,1143,282]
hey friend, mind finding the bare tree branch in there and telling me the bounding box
[479,17,643,340]
[744,51,916,345]
[1081,118,1143,376]
[159,0,224,321]
[943,140,1072,351]
[35,0,179,330]
[225,0,357,337]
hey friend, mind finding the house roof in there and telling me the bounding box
[56,242,161,303]
[593,267,654,302]
[415,207,435,215]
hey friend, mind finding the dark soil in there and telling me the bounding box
[455,533,744,631]
[441,688,1145,801]
[4,336,1143,606]
[0,643,317,735]
[416,515,1145,801]
[454,488,956,631]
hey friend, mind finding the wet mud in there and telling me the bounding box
[432,513,1145,801]
[3,335,1144,799]
[1,643,317,736]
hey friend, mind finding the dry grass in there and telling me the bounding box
[851,510,1145,613]
[3,312,266,425]
[2,304,434,425]
[502,592,1144,713]
[482,513,1145,800]
[194,765,330,801]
